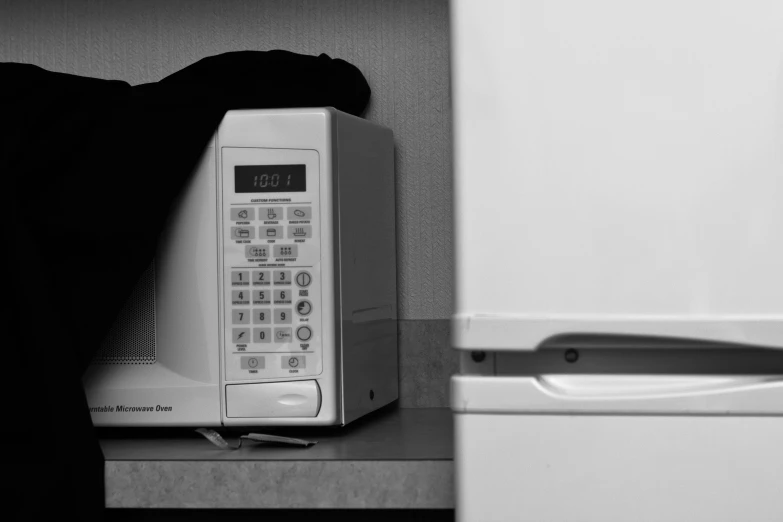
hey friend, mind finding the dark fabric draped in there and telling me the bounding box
[1,50,370,520]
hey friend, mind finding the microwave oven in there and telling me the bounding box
[83,108,398,427]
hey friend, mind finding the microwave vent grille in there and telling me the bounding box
[93,262,156,364]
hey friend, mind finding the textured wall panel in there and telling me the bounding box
[0,0,453,320]
[399,319,456,408]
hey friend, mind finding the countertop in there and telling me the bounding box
[100,406,454,509]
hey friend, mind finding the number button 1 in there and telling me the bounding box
[232,271,249,286]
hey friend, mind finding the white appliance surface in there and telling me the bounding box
[455,412,783,522]
[450,1,783,521]
[84,108,398,427]
[451,0,783,350]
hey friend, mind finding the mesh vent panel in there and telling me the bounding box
[93,262,156,364]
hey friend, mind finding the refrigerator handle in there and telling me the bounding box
[451,374,783,414]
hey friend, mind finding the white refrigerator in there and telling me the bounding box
[450,1,783,520]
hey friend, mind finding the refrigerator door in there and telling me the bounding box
[453,374,783,522]
[454,411,783,522]
[451,0,783,351]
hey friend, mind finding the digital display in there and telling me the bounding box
[235,165,306,193]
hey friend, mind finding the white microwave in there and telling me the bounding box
[83,108,398,427]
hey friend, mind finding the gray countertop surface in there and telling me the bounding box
[101,406,454,509]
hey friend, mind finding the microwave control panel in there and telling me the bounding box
[220,148,323,382]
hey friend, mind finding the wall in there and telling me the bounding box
[0,0,456,407]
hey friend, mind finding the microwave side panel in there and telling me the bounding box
[83,137,222,427]
[334,110,399,424]
[217,109,341,426]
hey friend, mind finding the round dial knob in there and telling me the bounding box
[295,271,312,287]
[296,326,312,342]
[296,300,312,316]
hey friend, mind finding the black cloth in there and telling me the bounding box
[1,50,370,520]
